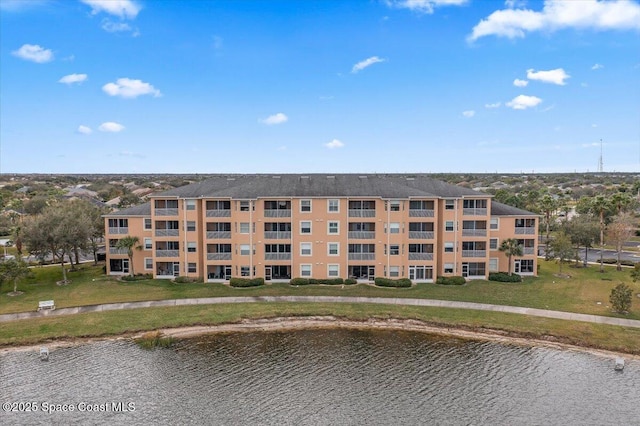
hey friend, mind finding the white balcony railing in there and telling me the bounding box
[109,247,128,255]
[408,253,434,261]
[265,253,292,260]
[264,231,291,239]
[409,231,434,239]
[463,208,487,216]
[523,247,535,255]
[409,209,435,217]
[155,229,179,237]
[515,227,536,235]
[462,229,487,237]
[462,250,487,258]
[207,253,232,260]
[108,227,129,235]
[155,208,179,216]
[206,209,231,217]
[156,250,179,257]
[206,231,231,239]
[264,209,291,218]
[348,231,375,239]
[348,209,376,218]
[348,253,375,261]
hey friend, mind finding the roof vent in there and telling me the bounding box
[406,177,415,181]
[227,177,235,181]
[272,176,281,179]
[359,175,368,179]
[301,176,309,179]
[326,175,335,179]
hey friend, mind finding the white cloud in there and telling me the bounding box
[469,0,640,41]
[591,63,604,70]
[11,44,53,63]
[506,95,542,110]
[102,78,161,98]
[77,125,92,135]
[385,0,468,14]
[1,0,49,12]
[58,73,87,85]
[98,122,125,132]
[81,0,141,19]
[485,102,501,108]
[260,113,288,125]
[513,78,529,87]
[325,139,345,149]
[462,110,475,118]
[505,0,527,8]
[527,68,570,85]
[102,20,131,32]
[351,56,386,73]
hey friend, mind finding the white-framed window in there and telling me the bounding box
[144,218,152,230]
[186,199,196,211]
[389,244,400,255]
[328,264,339,277]
[187,242,197,253]
[444,263,454,273]
[300,221,312,234]
[300,264,312,277]
[300,242,312,256]
[240,244,250,255]
[328,221,339,235]
[445,199,455,210]
[300,199,311,213]
[240,201,251,211]
[144,257,153,270]
[389,223,400,234]
[328,242,339,256]
[389,200,401,211]
[144,238,152,250]
[389,266,400,277]
[489,258,499,272]
[188,262,197,273]
[489,238,498,250]
[187,221,196,232]
[444,242,454,253]
[241,266,251,276]
[328,199,339,213]
[240,222,250,234]
[490,218,499,230]
[409,266,433,280]
[445,221,454,232]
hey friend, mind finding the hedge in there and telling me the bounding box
[121,273,153,282]
[488,272,522,283]
[173,276,198,283]
[289,278,357,286]
[374,277,412,288]
[229,277,265,287]
[601,258,637,267]
[436,276,466,285]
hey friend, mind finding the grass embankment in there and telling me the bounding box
[1,261,639,352]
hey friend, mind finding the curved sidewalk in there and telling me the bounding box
[1,296,639,328]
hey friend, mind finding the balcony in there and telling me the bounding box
[462,250,487,258]
[265,253,292,260]
[155,208,179,216]
[264,209,291,218]
[348,253,375,261]
[109,247,128,255]
[408,253,434,261]
[463,208,487,216]
[108,227,129,235]
[461,229,487,237]
[156,250,179,257]
[348,209,376,218]
[523,247,535,255]
[409,209,435,217]
[348,231,375,239]
[206,231,231,239]
[155,229,179,237]
[515,227,536,235]
[206,209,231,217]
[264,231,291,239]
[207,253,232,261]
[409,231,434,239]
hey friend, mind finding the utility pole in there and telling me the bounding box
[597,139,603,173]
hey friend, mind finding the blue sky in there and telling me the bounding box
[1,0,639,174]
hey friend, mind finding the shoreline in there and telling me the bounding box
[2,316,638,361]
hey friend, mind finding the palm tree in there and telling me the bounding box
[590,195,610,272]
[539,194,558,260]
[499,238,523,276]
[116,236,141,277]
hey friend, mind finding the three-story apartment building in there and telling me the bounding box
[104,174,539,282]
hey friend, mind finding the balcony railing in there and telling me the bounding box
[155,229,179,237]
[348,253,375,261]
[523,247,535,255]
[206,231,231,239]
[408,253,434,261]
[156,250,179,257]
[264,209,291,218]
[108,227,129,235]
[348,231,375,239]
[409,231,434,239]
[515,227,536,235]
[155,208,179,216]
[206,209,231,217]
[264,231,291,239]
[409,209,435,217]
[462,250,487,258]
[109,247,128,255]
[265,253,292,260]
[348,209,376,218]
[462,229,487,237]
[463,208,487,216]
[207,253,232,260]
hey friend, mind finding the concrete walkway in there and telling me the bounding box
[1,296,640,329]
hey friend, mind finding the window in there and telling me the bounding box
[240,201,250,211]
[489,238,498,250]
[444,242,454,253]
[186,200,196,210]
[516,259,535,273]
[300,199,311,212]
[188,263,197,273]
[300,264,312,277]
[445,199,455,210]
[389,244,400,255]
[389,266,399,277]
[328,221,339,235]
[389,200,400,211]
[328,199,339,213]
[328,264,339,277]
[240,244,250,255]
[489,258,499,272]
[389,223,400,234]
[444,263,454,273]
[465,262,486,276]
[241,266,251,277]
[240,223,250,234]
[445,221,454,232]
[328,243,339,256]
[300,243,312,256]
[187,242,196,253]
[409,266,433,280]
[144,218,152,230]
[187,221,196,232]
[145,258,153,270]
[490,218,499,230]
[300,221,311,234]
[144,238,152,250]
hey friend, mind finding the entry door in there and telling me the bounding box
[265,266,272,281]
[461,264,468,278]
[514,260,521,274]
[225,266,232,280]
[368,266,375,281]
[122,259,130,274]
[173,263,180,276]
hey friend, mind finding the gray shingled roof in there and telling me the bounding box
[105,202,151,217]
[152,174,488,199]
[491,201,538,216]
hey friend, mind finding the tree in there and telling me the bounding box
[590,195,612,272]
[566,215,599,267]
[609,283,632,314]
[606,213,634,271]
[0,259,32,295]
[539,194,558,260]
[549,232,575,274]
[116,236,140,276]
[498,238,523,276]
[631,263,640,282]
[75,201,107,265]
[118,193,142,209]
[12,225,23,258]
[610,191,633,214]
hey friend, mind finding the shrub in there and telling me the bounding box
[374,277,412,288]
[229,277,264,288]
[290,278,349,285]
[344,278,357,285]
[290,277,310,286]
[488,272,522,283]
[121,273,153,282]
[173,276,194,284]
[136,331,174,349]
[610,283,632,314]
[436,276,466,285]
